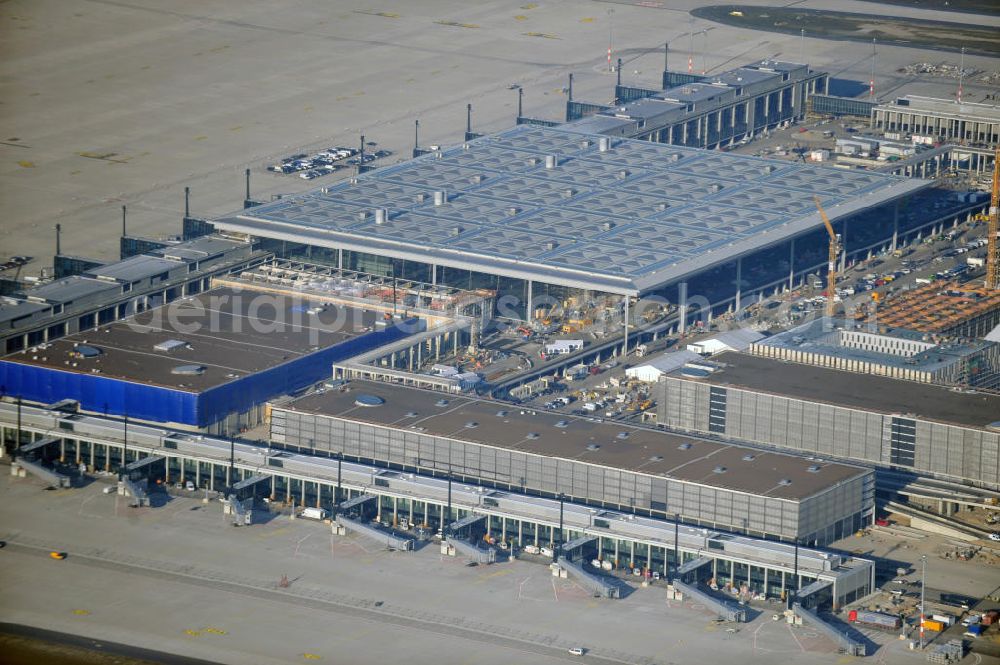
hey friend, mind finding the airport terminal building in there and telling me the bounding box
[213,124,982,324]
[656,352,1000,490]
[268,381,875,546]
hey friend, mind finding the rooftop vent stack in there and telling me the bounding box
[602,221,615,231]
[708,183,723,193]
[506,206,520,217]
[563,188,575,199]
[617,169,629,180]
[598,137,611,152]
[762,165,776,175]
[471,174,483,184]
[374,208,388,225]
[358,210,368,221]
[434,190,447,206]
[545,240,559,250]
[415,193,426,203]
[545,154,557,169]
[657,203,669,212]
[450,226,462,237]
[580,139,592,149]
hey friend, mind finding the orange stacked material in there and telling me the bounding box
[863,281,1000,335]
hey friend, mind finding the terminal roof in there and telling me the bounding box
[4,286,379,392]
[216,124,927,295]
[284,380,869,501]
[695,352,1000,429]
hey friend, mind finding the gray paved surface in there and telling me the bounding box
[0,470,947,665]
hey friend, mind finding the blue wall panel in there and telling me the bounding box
[0,360,198,424]
[0,318,423,428]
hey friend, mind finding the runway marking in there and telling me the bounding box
[551,577,559,602]
[294,533,313,557]
[787,624,806,652]
[753,620,766,651]
[353,10,398,18]
[72,609,90,616]
[517,575,531,600]
[524,32,559,39]
[434,20,480,29]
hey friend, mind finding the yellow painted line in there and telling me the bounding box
[229,126,243,132]
[435,20,480,29]
[514,15,527,21]
[184,629,201,637]
[17,160,35,168]
[203,627,228,635]
[478,569,512,581]
[194,136,208,141]
[580,17,595,23]
[353,10,399,18]
[302,653,322,660]
[72,609,90,616]
[524,32,559,39]
[521,3,538,8]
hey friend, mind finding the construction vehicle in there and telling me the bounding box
[813,196,842,318]
[985,146,1000,290]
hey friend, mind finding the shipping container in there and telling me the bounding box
[922,619,944,632]
[849,610,901,629]
[964,625,983,638]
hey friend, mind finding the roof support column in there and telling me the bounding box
[735,258,742,313]
[526,280,533,322]
[788,239,796,291]
[678,282,688,335]
[623,296,630,357]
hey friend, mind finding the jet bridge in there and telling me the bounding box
[671,579,748,622]
[556,557,619,598]
[17,437,59,456]
[677,555,713,576]
[560,535,596,556]
[13,458,70,488]
[336,514,413,550]
[447,536,496,564]
[120,476,150,507]
[448,513,486,532]
[792,603,865,656]
[340,493,376,512]
[231,474,271,501]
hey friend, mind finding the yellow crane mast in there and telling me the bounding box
[813,195,842,318]
[986,146,1000,291]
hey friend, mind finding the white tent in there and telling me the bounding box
[625,350,701,383]
[686,328,765,356]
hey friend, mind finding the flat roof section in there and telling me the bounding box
[85,255,185,283]
[878,96,1000,123]
[693,352,1000,429]
[5,286,381,392]
[282,380,869,501]
[215,124,928,295]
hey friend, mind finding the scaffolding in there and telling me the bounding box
[856,281,1000,335]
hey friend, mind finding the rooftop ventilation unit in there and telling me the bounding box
[545,155,557,169]
[554,420,569,428]
[154,339,188,353]
[602,221,615,231]
[649,455,663,462]
[415,193,427,203]
[349,177,358,185]
[616,432,629,439]
[580,139,592,148]
[354,394,385,407]
[762,165,776,175]
[496,410,508,417]
[712,466,727,474]
[434,190,447,206]
[708,183,723,193]
[358,210,368,220]
[598,137,611,152]
[678,442,692,450]
[450,226,463,237]
[807,465,822,473]
[506,206,520,217]
[562,188,575,199]
[526,432,540,440]
[464,421,479,429]
[171,364,205,376]
[527,157,540,166]
[374,208,388,225]
[742,454,755,461]
[544,240,558,250]
[669,154,681,162]
[404,411,419,417]
[435,399,449,407]
[470,174,484,184]
[616,169,629,180]
[656,203,669,212]
[586,443,601,451]
[778,478,792,486]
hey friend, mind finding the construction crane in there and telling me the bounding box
[813,196,842,318]
[986,146,1000,290]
